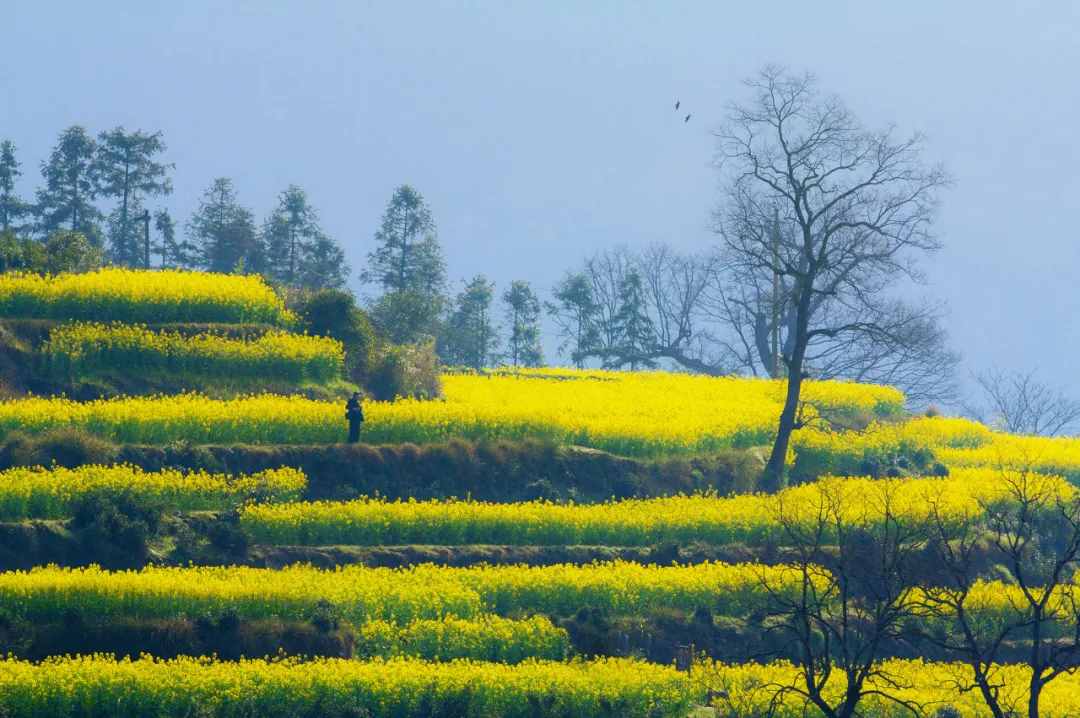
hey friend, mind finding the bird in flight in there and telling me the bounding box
[684,113,691,123]
[675,100,680,111]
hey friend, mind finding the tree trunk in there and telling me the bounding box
[121,162,130,263]
[762,278,812,490]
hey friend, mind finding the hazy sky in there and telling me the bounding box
[5,1,1079,395]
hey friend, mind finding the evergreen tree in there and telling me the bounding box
[362,184,445,293]
[302,233,350,289]
[262,185,349,288]
[546,272,601,368]
[610,270,655,370]
[185,178,263,273]
[440,275,497,370]
[362,185,447,342]
[369,291,445,345]
[153,209,197,268]
[105,195,145,268]
[95,127,172,267]
[35,126,102,243]
[0,141,31,234]
[503,280,543,367]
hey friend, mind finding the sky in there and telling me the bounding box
[4,1,1079,397]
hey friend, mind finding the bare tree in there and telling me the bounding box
[739,480,927,718]
[706,247,958,406]
[558,242,957,405]
[970,368,1080,436]
[917,470,1080,718]
[714,67,949,488]
[576,245,728,373]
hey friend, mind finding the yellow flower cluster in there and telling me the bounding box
[938,432,1080,480]
[0,370,904,453]
[0,394,344,444]
[792,416,992,474]
[368,369,905,456]
[0,268,294,325]
[0,655,696,718]
[0,464,306,519]
[0,561,801,624]
[356,615,569,662]
[4,654,1080,717]
[44,322,344,385]
[696,658,1080,716]
[799,415,1080,479]
[239,468,1070,547]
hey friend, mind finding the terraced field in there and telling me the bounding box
[2,269,1079,716]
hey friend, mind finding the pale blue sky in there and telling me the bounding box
[5,1,1079,393]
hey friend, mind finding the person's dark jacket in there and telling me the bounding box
[346,397,364,423]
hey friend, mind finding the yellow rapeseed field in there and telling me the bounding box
[0,655,696,718]
[2,654,1078,717]
[240,468,1067,547]
[0,561,803,624]
[44,322,344,384]
[0,464,306,519]
[0,369,905,453]
[696,658,1080,716]
[0,268,294,325]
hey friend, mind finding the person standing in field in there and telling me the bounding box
[345,392,364,443]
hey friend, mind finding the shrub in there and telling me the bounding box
[0,427,118,469]
[290,289,376,384]
[368,339,442,401]
[69,490,163,565]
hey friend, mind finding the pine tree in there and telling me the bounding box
[153,209,197,268]
[35,126,102,243]
[363,185,447,343]
[440,275,497,370]
[262,185,348,288]
[105,195,146,268]
[362,185,445,294]
[546,272,601,368]
[302,233,350,289]
[503,280,543,367]
[185,178,263,273]
[0,141,31,235]
[610,270,655,370]
[95,127,172,267]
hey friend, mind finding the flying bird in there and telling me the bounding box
[675,100,680,111]
[684,113,691,123]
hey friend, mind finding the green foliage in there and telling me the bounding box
[263,185,349,289]
[362,185,447,344]
[153,209,197,268]
[185,178,263,273]
[361,184,445,295]
[368,339,443,401]
[0,140,31,234]
[289,288,376,383]
[503,279,543,367]
[546,271,600,368]
[0,427,119,469]
[95,127,173,267]
[0,231,45,273]
[369,289,445,344]
[42,230,104,274]
[439,275,497,370]
[35,126,103,243]
[69,489,163,566]
[608,270,655,370]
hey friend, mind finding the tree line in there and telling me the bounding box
[18,70,1078,482]
[0,127,348,289]
[0,69,964,483]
